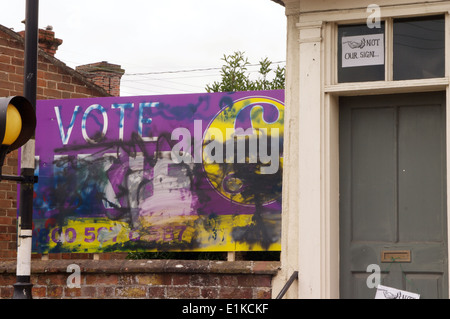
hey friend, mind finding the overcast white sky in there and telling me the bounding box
[2,0,287,96]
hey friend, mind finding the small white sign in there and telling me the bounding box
[342,34,384,68]
[375,285,420,299]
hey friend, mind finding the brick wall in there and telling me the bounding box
[0,153,18,260]
[0,260,280,299]
[0,25,110,261]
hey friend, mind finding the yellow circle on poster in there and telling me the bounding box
[202,96,284,206]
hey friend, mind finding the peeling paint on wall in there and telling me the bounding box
[30,91,284,253]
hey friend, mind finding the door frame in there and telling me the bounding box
[323,87,450,297]
[337,91,448,298]
[313,87,450,298]
[296,11,450,299]
[276,6,450,299]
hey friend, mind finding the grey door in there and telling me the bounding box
[339,92,448,299]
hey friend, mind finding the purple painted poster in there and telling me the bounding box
[31,90,284,253]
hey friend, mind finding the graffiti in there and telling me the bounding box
[30,91,284,253]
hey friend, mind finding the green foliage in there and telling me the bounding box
[206,51,285,93]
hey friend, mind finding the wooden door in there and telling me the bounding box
[339,92,448,299]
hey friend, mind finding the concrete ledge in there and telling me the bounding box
[0,259,281,275]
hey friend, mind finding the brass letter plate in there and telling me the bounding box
[381,250,411,263]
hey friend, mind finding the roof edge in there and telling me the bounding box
[271,0,285,6]
[0,24,111,97]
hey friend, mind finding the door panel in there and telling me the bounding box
[351,107,396,242]
[406,273,442,299]
[398,105,446,242]
[339,92,448,299]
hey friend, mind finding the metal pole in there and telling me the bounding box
[13,0,38,299]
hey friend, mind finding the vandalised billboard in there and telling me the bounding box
[31,90,284,253]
